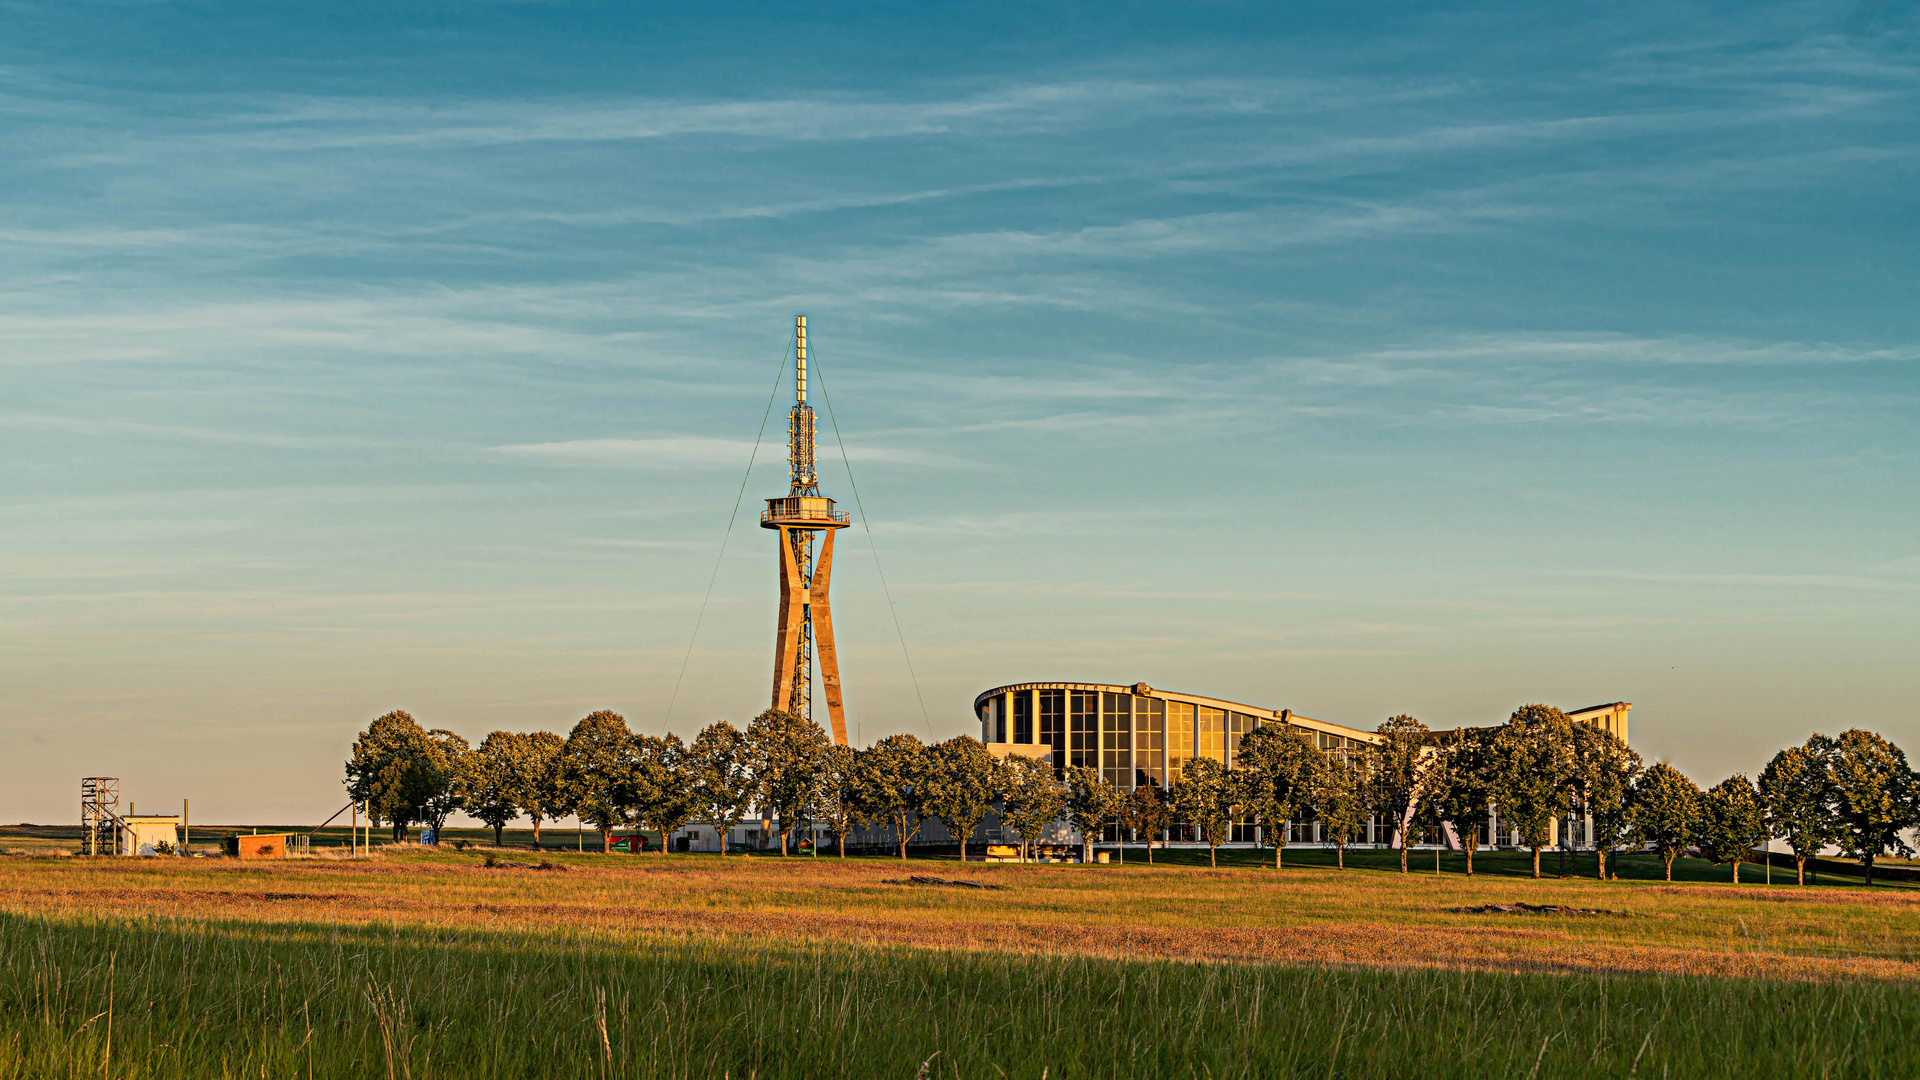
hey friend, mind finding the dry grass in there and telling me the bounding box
[5,846,1918,983]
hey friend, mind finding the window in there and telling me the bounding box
[1101,692,1133,788]
[1167,701,1195,780]
[1227,712,1257,768]
[1039,690,1065,771]
[1134,698,1165,789]
[1198,707,1226,763]
[1012,691,1032,744]
[1069,691,1099,771]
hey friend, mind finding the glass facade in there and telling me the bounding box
[983,697,1006,743]
[1069,691,1099,772]
[1167,701,1195,780]
[1012,691,1032,744]
[1100,692,1133,787]
[1198,706,1226,763]
[1134,697,1166,789]
[1226,712,1257,767]
[1039,689,1065,771]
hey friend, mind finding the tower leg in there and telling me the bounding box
[770,527,809,715]
[810,528,848,746]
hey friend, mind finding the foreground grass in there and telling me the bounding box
[5,849,1919,1077]
[2,911,1916,1079]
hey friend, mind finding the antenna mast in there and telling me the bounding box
[762,314,850,744]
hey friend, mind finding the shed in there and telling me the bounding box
[224,833,288,859]
[118,816,181,856]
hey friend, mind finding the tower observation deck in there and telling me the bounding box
[762,315,851,744]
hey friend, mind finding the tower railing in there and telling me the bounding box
[761,506,850,525]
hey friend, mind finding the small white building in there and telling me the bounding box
[118,816,181,856]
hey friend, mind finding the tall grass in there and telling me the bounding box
[0,911,1913,1079]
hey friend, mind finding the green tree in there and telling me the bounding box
[1698,774,1768,883]
[923,737,1000,861]
[1758,737,1836,885]
[631,732,696,854]
[745,709,831,855]
[1174,757,1236,868]
[998,753,1066,863]
[344,710,438,843]
[1570,724,1641,881]
[1118,783,1174,865]
[417,729,472,837]
[1429,729,1495,877]
[1234,724,1322,870]
[1368,715,1433,874]
[559,710,636,852]
[462,732,524,846]
[812,744,873,858]
[1062,765,1122,865]
[486,730,565,846]
[1314,752,1369,870]
[1490,704,1577,879]
[688,721,752,855]
[1630,762,1702,881]
[862,733,932,860]
[1827,729,1919,887]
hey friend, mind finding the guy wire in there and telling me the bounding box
[663,330,793,727]
[808,336,935,739]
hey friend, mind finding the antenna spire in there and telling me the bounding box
[787,315,817,495]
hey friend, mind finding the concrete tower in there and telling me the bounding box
[761,315,851,744]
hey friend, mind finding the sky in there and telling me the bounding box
[2,1,1917,827]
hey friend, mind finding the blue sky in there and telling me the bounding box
[3,1,1917,824]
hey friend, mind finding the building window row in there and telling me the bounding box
[982,688,1269,790]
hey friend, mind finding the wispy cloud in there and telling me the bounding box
[491,436,946,469]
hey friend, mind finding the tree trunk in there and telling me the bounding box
[532,815,542,845]
[1733,859,1740,884]
[601,829,611,854]
[1597,845,1605,881]
[1863,854,1875,887]
[897,814,909,860]
[1466,844,1475,877]
[1275,843,1283,870]
[1662,851,1675,881]
[1795,855,1805,886]
[1531,846,1541,879]
[1336,841,1344,869]
[1147,839,1155,866]
[1400,840,1408,874]
[1209,842,1217,868]
[493,825,503,847]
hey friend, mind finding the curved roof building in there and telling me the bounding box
[975,680,1631,795]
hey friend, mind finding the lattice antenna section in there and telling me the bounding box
[788,315,819,495]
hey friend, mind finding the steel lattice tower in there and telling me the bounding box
[761,315,852,744]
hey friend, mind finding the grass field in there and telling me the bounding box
[2,831,1917,1077]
